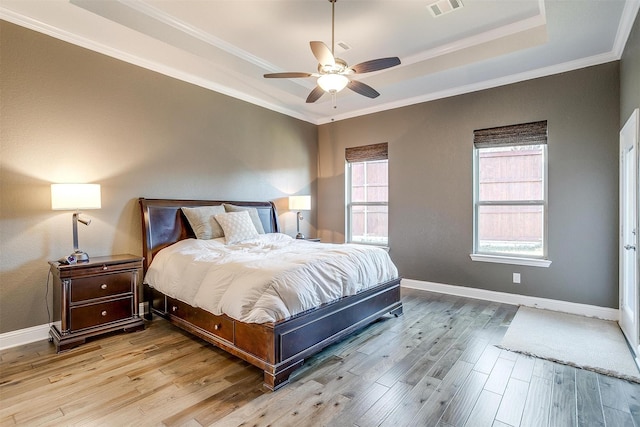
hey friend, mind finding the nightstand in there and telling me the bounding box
[49,254,145,352]
[295,237,321,242]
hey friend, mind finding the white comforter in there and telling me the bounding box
[144,233,398,323]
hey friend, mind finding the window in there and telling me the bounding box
[472,121,551,267]
[346,143,388,246]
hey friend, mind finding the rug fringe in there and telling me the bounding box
[495,345,640,384]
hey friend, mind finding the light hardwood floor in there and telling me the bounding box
[1,288,639,426]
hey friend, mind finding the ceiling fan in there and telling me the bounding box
[264,0,401,104]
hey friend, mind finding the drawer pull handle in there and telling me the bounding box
[172,306,178,312]
[100,284,107,290]
[214,324,221,331]
[102,265,108,271]
[101,311,107,316]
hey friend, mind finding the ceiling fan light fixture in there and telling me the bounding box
[264,0,400,104]
[317,74,349,93]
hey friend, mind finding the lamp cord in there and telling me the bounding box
[45,269,52,326]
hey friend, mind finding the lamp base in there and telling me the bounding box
[295,233,305,239]
[73,250,90,263]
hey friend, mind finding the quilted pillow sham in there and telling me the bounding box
[223,204,265,234]
[215,211,259,244]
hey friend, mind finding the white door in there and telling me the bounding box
[620,108,639,366]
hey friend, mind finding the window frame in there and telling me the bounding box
[471,122,551,268]
[345,158,389,247]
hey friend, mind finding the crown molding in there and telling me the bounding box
[0,7,317,124]
[403,6,546,67]
[613,0,640,58]
[84,0,280,73]
[2,0,637,126]
[318,50,620,125]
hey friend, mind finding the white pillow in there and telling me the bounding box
[222,204,266,234]
[215,211,259,244]
[181,205,225,239]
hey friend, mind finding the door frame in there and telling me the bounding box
[619,107,639,367]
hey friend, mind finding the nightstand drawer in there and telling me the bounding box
[71,272,133,302]
[69,298,133,331]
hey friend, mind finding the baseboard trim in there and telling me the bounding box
[0,323,51,351]
[0,280,619,350]
[401,279,619,321]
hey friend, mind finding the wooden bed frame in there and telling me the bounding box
[139,198,403,390]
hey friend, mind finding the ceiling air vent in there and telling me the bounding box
[428,0,463,17]
[336,40,351,53]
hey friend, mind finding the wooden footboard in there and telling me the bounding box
[139,198,403,390]
[145,278,402,390]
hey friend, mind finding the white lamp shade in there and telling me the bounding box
[51,184,102,210]
[317,74,349,93]
[289,195,311,211]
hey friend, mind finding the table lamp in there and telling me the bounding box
[288,195,311,239]
[51,183,101,263]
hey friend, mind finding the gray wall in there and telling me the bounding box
[0,21,318,333]
[2,14,638,334]
[318,62,621,308]
[621,11,640,126]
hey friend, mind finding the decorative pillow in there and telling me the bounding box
[215,211,259,244]
[222,204,266,234]
[181,205,225,239]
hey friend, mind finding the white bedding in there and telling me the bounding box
[144,233,398,323]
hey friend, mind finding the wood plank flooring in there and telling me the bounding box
[1,288,639,426]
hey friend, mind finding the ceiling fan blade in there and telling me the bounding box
[263,72,313,78]
[350,57,401,74]
[347,80,380,99]
[310,41,335,67]
[306,86,325,103]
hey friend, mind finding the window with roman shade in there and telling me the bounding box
[346,143,389,246]
[471,121,551,267]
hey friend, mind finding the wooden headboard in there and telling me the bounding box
[139,198,280,271]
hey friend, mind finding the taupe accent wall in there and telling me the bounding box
[0,21,317,333]
[318,62,621,308]
[621,12,640,126]
[1,14,638,335]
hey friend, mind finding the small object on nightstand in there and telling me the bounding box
[48,254,145,352]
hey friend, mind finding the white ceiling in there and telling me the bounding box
[1,0,638,124]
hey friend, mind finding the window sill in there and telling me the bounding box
[348,242,389,252]
[470,254,552,268]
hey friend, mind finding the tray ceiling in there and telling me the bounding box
[1,0,638,124]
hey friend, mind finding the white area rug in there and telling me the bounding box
[499,306,640,383]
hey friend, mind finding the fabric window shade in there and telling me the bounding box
[474,121,547,148]
[345,142,388,163]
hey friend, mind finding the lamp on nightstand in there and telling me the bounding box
[289,195,311,239]
[51,183,101,263]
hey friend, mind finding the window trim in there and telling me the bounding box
[345,159,389,247]
[469,253,552,268]
[472,140,550,267]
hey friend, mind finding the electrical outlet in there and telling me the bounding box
[513,273,521,284]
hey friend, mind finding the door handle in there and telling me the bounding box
[624,245,636,251]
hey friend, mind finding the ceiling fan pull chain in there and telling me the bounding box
[332,91,337,109]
